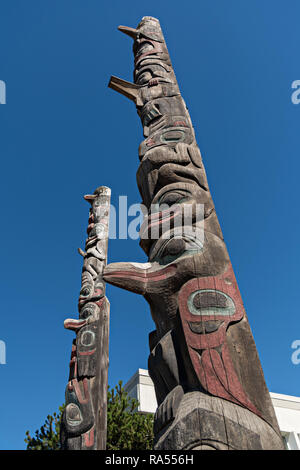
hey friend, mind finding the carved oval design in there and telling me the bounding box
[80,330,96,347]
[187,289,235,317]
[66,403,83,427]
[160,130,185,143]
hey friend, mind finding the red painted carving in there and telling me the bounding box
[178,265,261,416]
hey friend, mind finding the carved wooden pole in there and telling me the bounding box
[105,17,285,450]
[61,186,110,450]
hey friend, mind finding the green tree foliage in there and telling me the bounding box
[25,381,154,450]
[25,405,65,450]
[107,381,153,450]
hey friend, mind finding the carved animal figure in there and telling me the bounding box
[106,17,284,450]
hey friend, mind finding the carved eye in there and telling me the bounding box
[80,308,92,319]
[155,238,186,264]
[159,192,186,207]
[136,41,154,56]
[137,70,152,85]
[149,230,204,264]
[79,302,98,320]
[80,287,91,297]
[150,190,189,214]
[150,193,187,216]
[163,238,185,257]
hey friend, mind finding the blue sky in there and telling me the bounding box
[0,0,299,449]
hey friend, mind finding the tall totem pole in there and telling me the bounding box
[106,17,284,450]
[61,187,111,450]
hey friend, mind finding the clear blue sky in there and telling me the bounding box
[0,0,299,449]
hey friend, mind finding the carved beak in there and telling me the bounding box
[118,26,138,40]
[84,194,97,202]
[103,261,177,295]
[64,318,87,331]
[103,262,150,295]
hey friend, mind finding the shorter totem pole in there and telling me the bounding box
[60,187,111,450]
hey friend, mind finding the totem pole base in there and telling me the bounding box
[154,392,285,450]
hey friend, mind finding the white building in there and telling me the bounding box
[124,369,300,450]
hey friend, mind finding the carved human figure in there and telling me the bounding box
[106,17,284,450]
